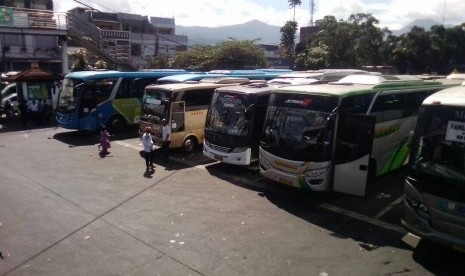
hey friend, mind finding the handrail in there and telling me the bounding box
[0,5,67,30]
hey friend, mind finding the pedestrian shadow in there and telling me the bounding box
[143,168,155,178]
[138,149,189,171]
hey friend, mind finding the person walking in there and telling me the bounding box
[161,119,171,162]
[99,125,111,155]
[142,126,154,170]
[28,99,39,125]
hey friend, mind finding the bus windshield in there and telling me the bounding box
[142,89,173,123]
[261,93,338,161]
[56,78,116,113]
[57,78,82,112]
[207,92,250,136]
[409,106,465,199]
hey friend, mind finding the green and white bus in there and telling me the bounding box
[259,75,461,197]
[402,82,465,249]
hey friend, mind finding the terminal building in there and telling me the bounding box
[0,0,68,74]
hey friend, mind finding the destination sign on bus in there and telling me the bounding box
[446,120,465,142]
[219,94,244,107]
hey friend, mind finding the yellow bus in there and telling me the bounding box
[139,77,249,152]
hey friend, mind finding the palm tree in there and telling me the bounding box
[288,0,302,22]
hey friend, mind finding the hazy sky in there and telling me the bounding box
[55,0,464,31]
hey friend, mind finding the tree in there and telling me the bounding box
[288,0,302,22]
[149,55,170,69]
[280,20,298,67]
[70,49,89,72]
[171,41,266,70]
[215,40,267,69]
[94,60,108,70]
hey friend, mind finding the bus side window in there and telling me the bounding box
[371,94,403,122]
[133,78,158,98]
[182,88,215,111]
[116,78,132,99]
[402,91,432,118]
[339,94,374,114]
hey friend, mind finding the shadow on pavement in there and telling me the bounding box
[52,127,140,147]
[412,239,465,275]
[206,162,412,251]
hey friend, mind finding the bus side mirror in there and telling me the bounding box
[245,104,255,119]
[406,131,414,148]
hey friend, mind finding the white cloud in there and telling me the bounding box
[55,0,465,31]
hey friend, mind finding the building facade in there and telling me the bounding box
[67,8,188,71]
[0,0,68,74]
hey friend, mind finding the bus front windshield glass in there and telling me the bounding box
[409,106,465,198]
[142,89,172,123]
[207,92,250,136]
[261,93,338,161]
[57,78,116,113]
[57,78,82,112]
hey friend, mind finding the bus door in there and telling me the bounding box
[170,101,186,145]
[333,114,376,197]
[77,84,98,131]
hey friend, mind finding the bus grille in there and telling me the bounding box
[209,143,231,153]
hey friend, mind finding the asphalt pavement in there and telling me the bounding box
[0,123,464,276]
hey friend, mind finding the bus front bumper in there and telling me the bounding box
[203,142,251,165]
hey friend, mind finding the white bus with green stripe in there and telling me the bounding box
[259,75,461,197]
[402,82,465,250]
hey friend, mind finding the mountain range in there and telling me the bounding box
[176,18,445,46]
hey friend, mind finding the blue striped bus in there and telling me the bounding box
[56,70,186,132]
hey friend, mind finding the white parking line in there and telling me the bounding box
[115,140,406,234]
[318,202,406,234]
[374,196,404,220]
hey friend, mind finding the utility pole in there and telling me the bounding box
[309,0,315,26]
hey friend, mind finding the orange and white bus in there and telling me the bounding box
[138,77,249,152]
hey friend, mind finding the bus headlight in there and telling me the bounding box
[305,167,328,178]
[405,195,430,220]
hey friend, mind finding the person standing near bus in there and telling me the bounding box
[142,126,155,170]
[161,119,171,162]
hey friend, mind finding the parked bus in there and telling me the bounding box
[268,69,370,85]
[401,82,465,249]
[156,70,288,85]
[139,77,249,152]
[55,70,186,132]
[203,83,277,165]
[258,75,461,197]
[203,78,330,166]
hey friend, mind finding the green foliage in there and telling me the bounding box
[296,12,465,74]
[70,49,88,72]
[280,20,298,62]
[149,55,170,69]
[171,41,266,70]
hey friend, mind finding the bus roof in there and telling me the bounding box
[422,82,465,107]
[64,70,187,79]
[216,83,281,95]
[157,70,286,84]
[157,73,226,83]
[146,77,248,91]
[274,78,452,98]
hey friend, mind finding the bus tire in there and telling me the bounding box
[108,115,127,133]
[183,136,197,153]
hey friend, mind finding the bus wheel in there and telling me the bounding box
[183,136,197,152]
[108,115,127,133]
